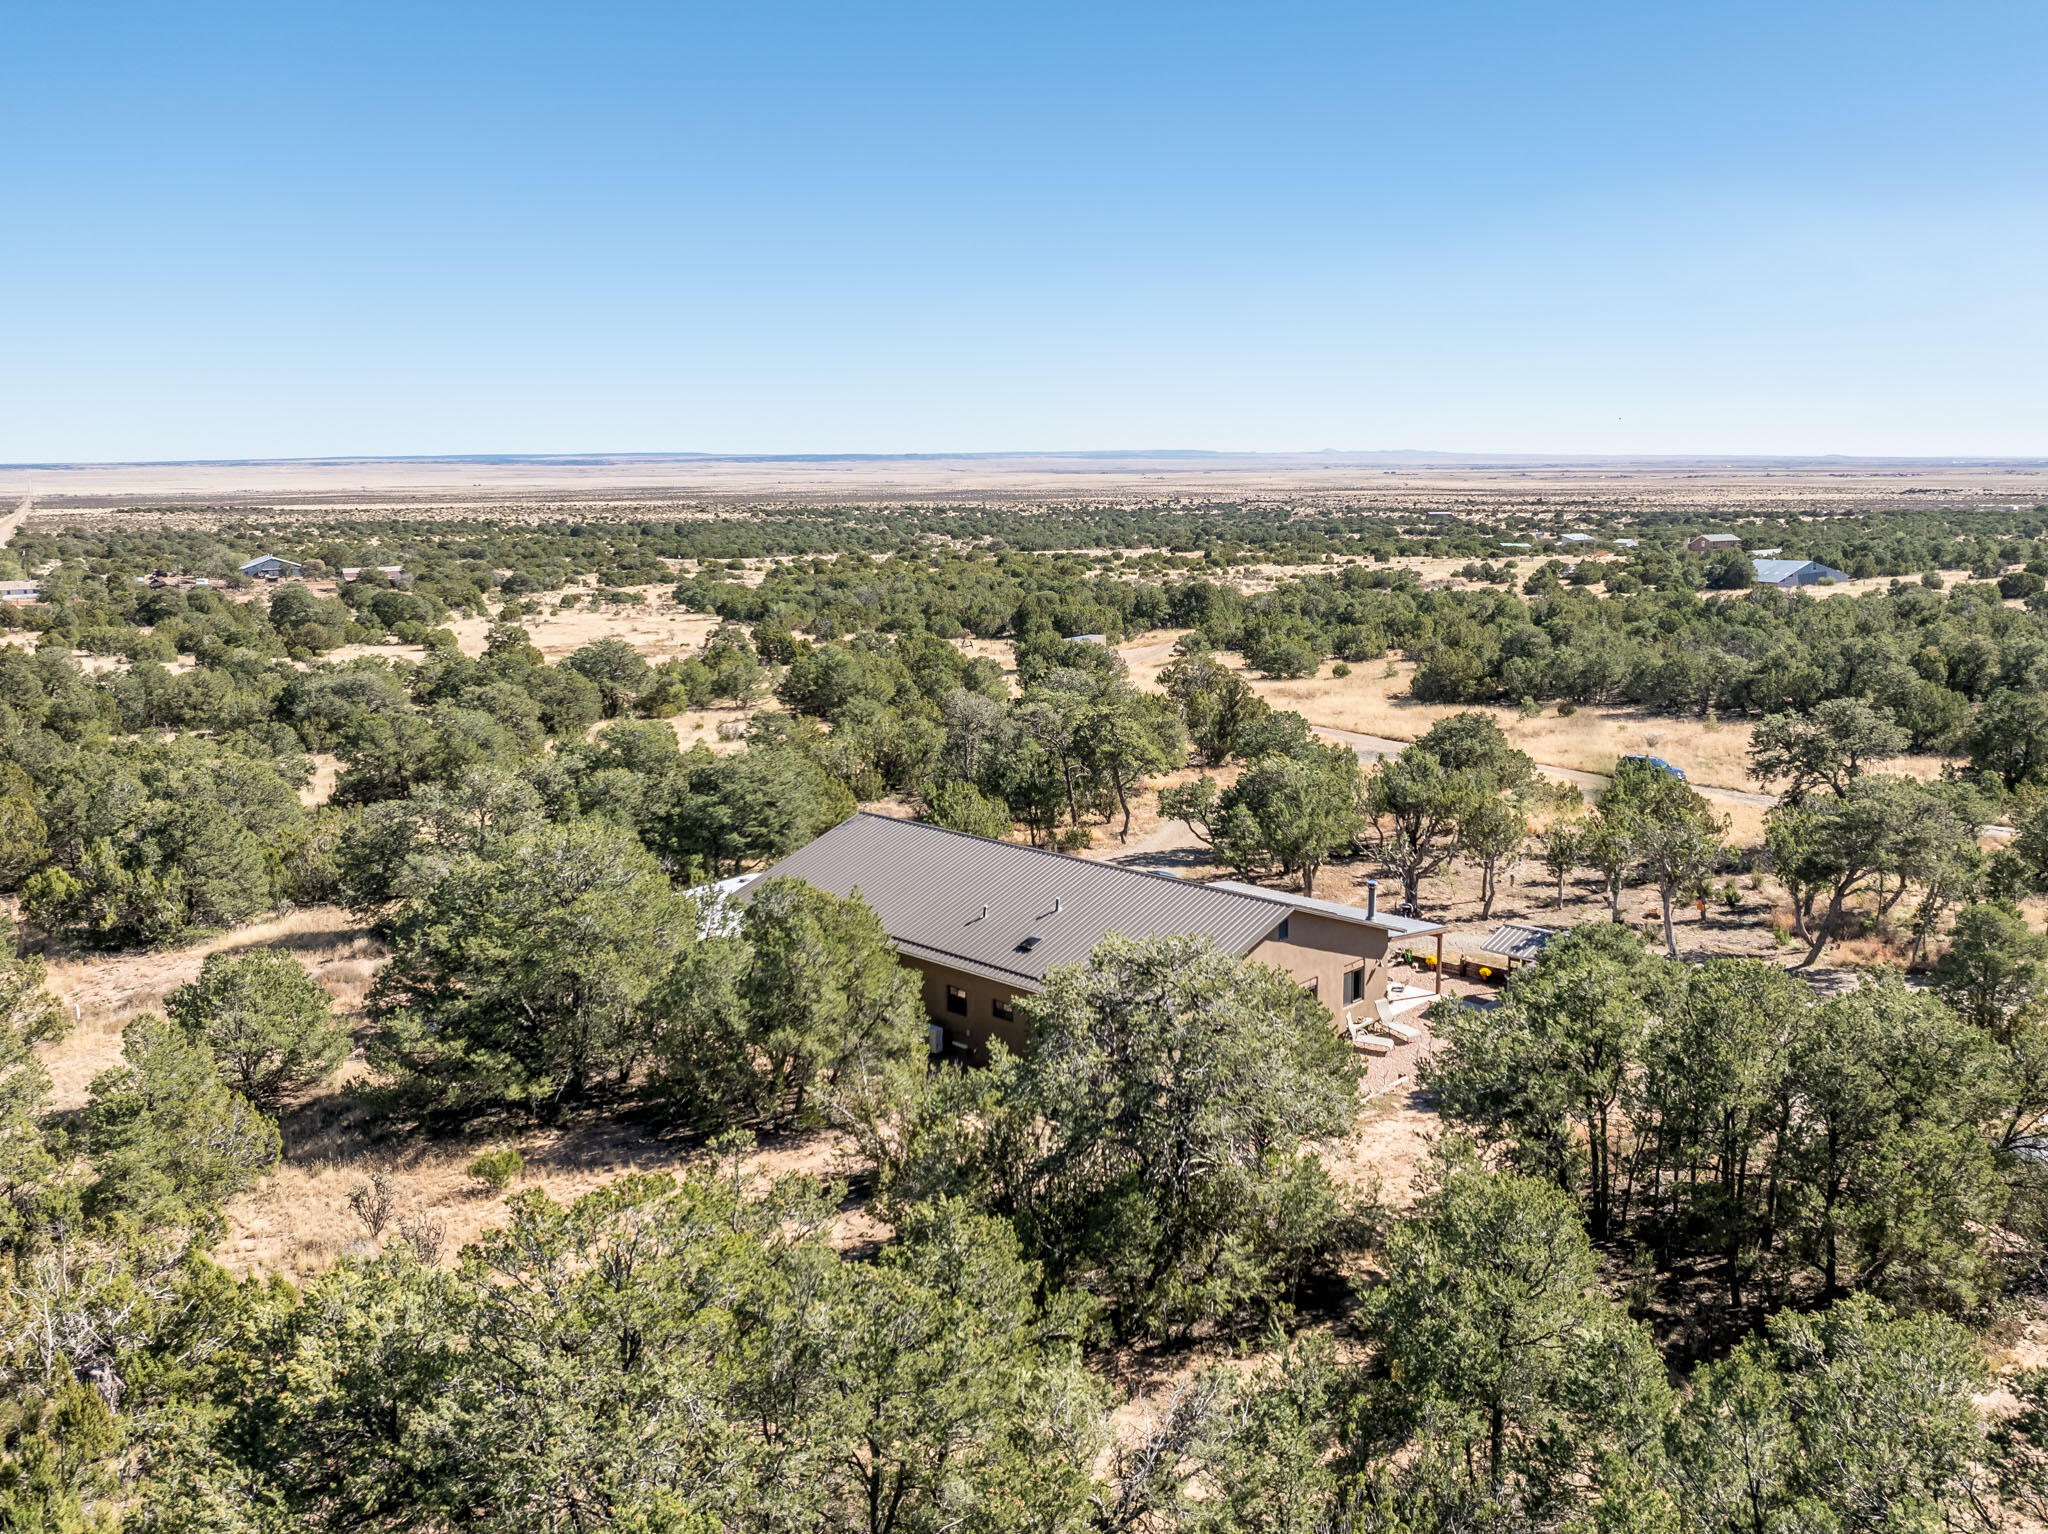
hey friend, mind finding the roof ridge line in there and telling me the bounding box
[847,810,1280,902]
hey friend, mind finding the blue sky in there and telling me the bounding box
[4,1,2044,460]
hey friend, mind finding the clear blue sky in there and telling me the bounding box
[5,1,2044,461]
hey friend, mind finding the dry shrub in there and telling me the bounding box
[347,1167,398,1238]
[1830,931,1912,968]
[397,1210,446,1266]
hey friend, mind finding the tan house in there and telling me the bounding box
[730,813,1446,1062]
[1685,533,1743,553]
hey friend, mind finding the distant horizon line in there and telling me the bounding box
[8,448,2048,472]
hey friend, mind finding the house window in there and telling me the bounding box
[1303,976,1319,998]
[992,996,1015,1021]
[945,985,968,1016]
[1275,918,1290,941]
[1344,968,1365,1004]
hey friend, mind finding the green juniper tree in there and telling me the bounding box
[164,948,350,1112]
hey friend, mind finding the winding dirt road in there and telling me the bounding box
[0,498,31,550]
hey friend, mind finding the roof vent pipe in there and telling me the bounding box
[1054,898,1063,913]
[980,905,989,920]
[1366,881,1378,919]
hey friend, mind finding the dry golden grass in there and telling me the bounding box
[1253,654,1767,785]
[36,907,385,1112]
[1059,761,1240,858]
[659,703,758,756]
[482,594,723,663]
[1795,569,1986,601]
[310,584,720,668]
[1117,633,1958,803]
[1717,798,1770,848]
[34,899,887,1281]
[216,1112,880,1282]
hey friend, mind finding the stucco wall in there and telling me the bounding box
[900,912,1433,1062]
[905,956,1032,1063]
[1247,911,1427,1031]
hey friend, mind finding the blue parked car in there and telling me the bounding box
[1617,754,1687,781]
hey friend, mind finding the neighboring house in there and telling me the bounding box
[1752,557,1851,589]
[1612,538,1639,548]
[727,812,1446,1062]
[1685,533,1743,553]
[239,555,305,579]
[1426,510,1457,520]
[0,581,40,604]
[1750,546,1783,558]
[340,565,409,583]
[1558,532,1597,545]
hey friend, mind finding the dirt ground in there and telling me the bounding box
[21,575,1987,1292]
[1114,629,1951,800]
[1324,1086,1442,1210]
[26,897,885,1280]
[22,451,2048,514]
[309,582,719,666]
[221,1105,883,1283]
[37,906,385,1112]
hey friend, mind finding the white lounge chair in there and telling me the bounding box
[1346,1020,1393,1054]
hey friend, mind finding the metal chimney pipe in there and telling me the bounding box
[1366,880,1378,919]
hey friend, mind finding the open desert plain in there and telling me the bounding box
[18,460,2048,1411]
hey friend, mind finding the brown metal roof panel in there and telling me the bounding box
[891,938,1046,990]
[746,813,1287,982]
[1210,880,1448,937]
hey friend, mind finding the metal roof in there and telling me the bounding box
[1753,557,1849,585]
[743,813,1317,988]
[1470,922,1560,961]
[1210,880,1446,938]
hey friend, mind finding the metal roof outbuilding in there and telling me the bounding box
[1471,922,1561,962]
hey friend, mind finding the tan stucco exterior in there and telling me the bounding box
[911,908,1424,1063]
[906,956,1033,1063]
[1246,909,1407,1033]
